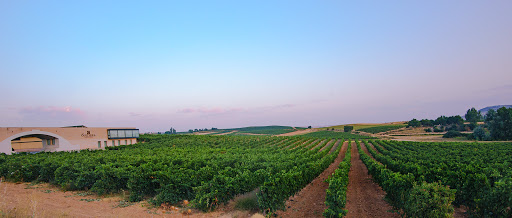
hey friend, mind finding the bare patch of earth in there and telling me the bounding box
[0,181,262,218]
[388,134,467,142]
[217,130,237,135]
[276,129,316,136]
[234,133,266,136]
[193,131,216,135]
[345,142,398,218]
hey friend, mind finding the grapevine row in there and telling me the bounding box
[356,140,455,217]
[369,140,512,217]
[323,140,351,217]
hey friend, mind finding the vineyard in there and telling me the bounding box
[1,133,511,217]
[362,140,512,217]
[0,134,347,216]
[357,124,406,134]
[301,131,375,139]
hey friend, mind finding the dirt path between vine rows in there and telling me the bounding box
[345,142,398,218]
[276,140,347,218]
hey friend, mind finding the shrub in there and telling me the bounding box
[443,130,462,138]
[467,122,477,131]
[343,126,353,132]
[433,126,444,132]
[404,181,456,218]
[473,126,490,141]
[424,128,432,133]
[466,133,475,140]
[234,191,259,211]
[407,119,421,127]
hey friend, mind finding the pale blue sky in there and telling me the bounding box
[1,1,511,132]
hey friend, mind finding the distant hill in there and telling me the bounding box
[479,105,512,115]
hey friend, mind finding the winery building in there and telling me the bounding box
[0,126,139,155]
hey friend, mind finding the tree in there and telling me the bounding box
[465,107,483,123]
[408,119,421,127]
[420,119,433,127]
[434,116,448,126]
[473,126,490,141]
[188,129,194,133]
[446,116,464,126]
[487,107,512,140]
[344,126,354,132]
[308,126,312,129]
[443,130,462,138]
[485,109,497,123]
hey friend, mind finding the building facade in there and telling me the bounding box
[0,126,139,155]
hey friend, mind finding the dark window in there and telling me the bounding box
[107,129,140,139]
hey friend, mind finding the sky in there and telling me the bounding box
[1,1,511,132]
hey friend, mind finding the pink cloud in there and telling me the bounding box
[20,106,84,115]
[178,107,246,114]
[18,106,86,122]
[271,104,295,109]
[178,104,296,115]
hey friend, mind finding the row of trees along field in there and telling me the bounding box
[407,106,512,140]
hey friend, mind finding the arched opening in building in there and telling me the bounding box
[11,134,59,153]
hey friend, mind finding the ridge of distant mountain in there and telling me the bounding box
[479,105,512,115]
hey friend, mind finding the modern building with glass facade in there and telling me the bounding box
[0,126,139,154]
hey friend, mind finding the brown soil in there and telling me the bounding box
[345,142,398,218]
[193,131,216,135]
[291,139,318,150]
[276,129,316,136]
[0,181,262,218]
[310,139,326,150]
[390,134,466,142]
[367,143,382,154]
[329,140,341,153]
[276,141,348,218]
[318,139,335,152]
[234,133,265,136]
[216,130,237,135]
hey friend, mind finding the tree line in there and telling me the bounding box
[407,106,512,140]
